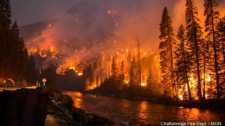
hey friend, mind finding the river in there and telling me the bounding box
[64,91,225,125]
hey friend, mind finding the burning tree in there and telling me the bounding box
[175,25,192,100]
[159,7,176,97]
[136,37,142,87]
[216,16,225,97]
[129,56,137,86]
[185,0,204,100]
[158,0,225,100]
[204,0,221,99]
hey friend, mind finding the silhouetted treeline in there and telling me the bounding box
[90,53,162,99]
[39,64,96,92]
[0,0,39,85]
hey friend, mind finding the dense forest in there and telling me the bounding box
[159,0,225,101]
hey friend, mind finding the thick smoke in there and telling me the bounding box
[39,0,176,52]
[22,0,176,69]
[19,0,225,72]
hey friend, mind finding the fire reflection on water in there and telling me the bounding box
[64,91,83,108]
[138,101,148,121]
[64,91,225,124]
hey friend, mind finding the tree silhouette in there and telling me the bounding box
[185,0,204,100]
[159,7,175,97]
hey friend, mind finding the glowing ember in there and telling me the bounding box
[206,75,211,82]
[39,50,47,58]
[49,46,55,53]
[87,83,97,90]
[124,80,129,84]
[1,78,15,86]
[69,66,75,71]
[28,47,38,55]
[205,94,209,99]
[141,82,146,87]
[189,76,194,82]
[77,72,83,76]
[178,94,183,101]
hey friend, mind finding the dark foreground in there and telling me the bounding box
[0,87,49,126]
[0,87,113,126]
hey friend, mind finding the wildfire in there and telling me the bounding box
[77,72,83,76]
[141,82,146,87]
[28,47,38,55]
[124,80,129,84]
[49,46,55,53]
[16,0,225,104]
[24,17,160,92]
[189,75,195,83]
[69,66,75,71]
[176,73,214,100]
[206,75,211,82]
[0,78,15,86]
[87,83,97,90]
[39,50,47,58]
[178,94,184,101]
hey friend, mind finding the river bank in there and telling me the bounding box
[47,91,114,126]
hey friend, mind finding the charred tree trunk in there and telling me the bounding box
[209,0,220,99]
[137,37,142,86]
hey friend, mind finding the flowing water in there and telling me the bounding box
[64,91,225,125]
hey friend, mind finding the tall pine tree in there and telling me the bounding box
[0,0,33,85]
[129,56,136,86]
[11,22,29,82]
[185,0,204,100]
[204,0,221,99]
[147,68,156,90]
[159,7,175,97]
[216,16,225,98]
[0,0,11,79]
[175,25,192,100]
[27,55,39,84]
[202,39,212,99]
[217,17,225,64]
[111,56,117,80]
[136,37,142,86]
